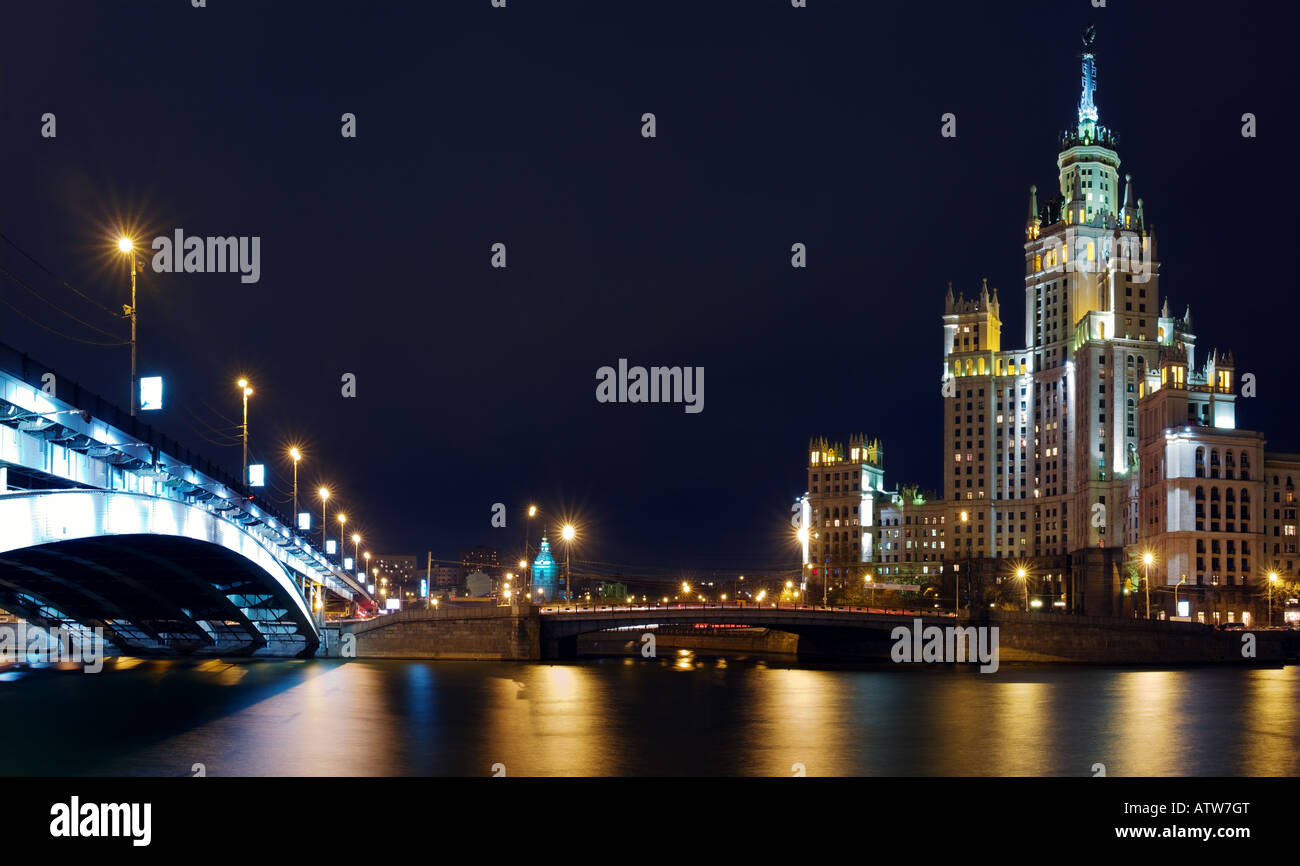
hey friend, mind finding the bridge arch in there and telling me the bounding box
[0,489,319,656]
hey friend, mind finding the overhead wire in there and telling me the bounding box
[0,230,124,318]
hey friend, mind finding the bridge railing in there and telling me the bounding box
[0,341,368,606]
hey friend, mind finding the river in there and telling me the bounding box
[1,654,1296,776]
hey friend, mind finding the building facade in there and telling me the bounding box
[796,33,1289,622]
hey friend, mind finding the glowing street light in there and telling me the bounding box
[237,379,253,488]
[289,447,302,526]
[337,513,348,560]
[523,504,539,596]
[1268,569,1279,624]
[561,523,576,600]
[117,236,140,415]
[1015,566,1029,611]
[318,487,331,554]
[352,532,361,569]
[1142,551,1155,619]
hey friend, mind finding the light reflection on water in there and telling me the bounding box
[0,656,1296,777]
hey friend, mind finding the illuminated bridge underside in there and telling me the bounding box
[0,491,318,657]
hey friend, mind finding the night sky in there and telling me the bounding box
[1,1,1292,583]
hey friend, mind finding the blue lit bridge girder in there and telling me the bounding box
[0,342,373,657]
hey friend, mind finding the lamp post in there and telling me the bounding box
[1174,575,1187,618]
[318,487,330,555]
[1016,567,1028,611]
[117,236,139,415]
[524,504,537,595]
[561,523,576,601]
[237,379,252,489]
[352,533,361,571]
[960,509,970,614]
[337,513,348,561]
[866,573,875,608]
[1142,551,1155,620]
[1268,571,1279,627]
[289,447,301,526]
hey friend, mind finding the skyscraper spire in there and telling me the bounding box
[1079,25,1099,126]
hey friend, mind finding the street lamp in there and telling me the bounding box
[352,532,361,570]
[1016,567,1028,611]
[1142,551,1155,620]
[237,379,253,488]
[117,236,140,415]
[1174,575,1187,618]
[523,504,538,595]
[318,487,330,554]
[289,447,302,525]
[337,513,348,560]
[561,523,576,601]
[866,573,875,607]
[1269,571,1279,627]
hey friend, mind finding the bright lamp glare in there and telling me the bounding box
[117,237,133,252]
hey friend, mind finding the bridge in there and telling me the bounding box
[339,601,1299,663]
[340,602,957,661]
[536,603,951,659]
[0,342,372,657]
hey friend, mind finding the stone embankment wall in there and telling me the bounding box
[334,605,539,660]
[972,610,1293,664]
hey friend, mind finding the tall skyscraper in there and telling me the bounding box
[798,30,1298,623]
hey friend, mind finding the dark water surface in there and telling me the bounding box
[2,653,1296,776]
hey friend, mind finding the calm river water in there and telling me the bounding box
[2,653,1297,776]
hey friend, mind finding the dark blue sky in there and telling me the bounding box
[1,1,1293,581]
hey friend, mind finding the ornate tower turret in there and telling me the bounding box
[1027,184,1041,240]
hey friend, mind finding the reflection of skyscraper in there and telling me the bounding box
[532,532,558,601]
